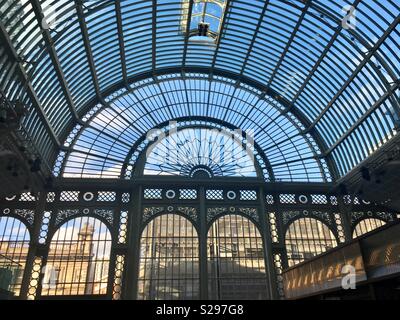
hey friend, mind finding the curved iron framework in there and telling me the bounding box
[143,127,259,178]
[56,74,333,182]
[0,0,399,181]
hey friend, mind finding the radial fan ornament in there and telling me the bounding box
[143,128,257,178]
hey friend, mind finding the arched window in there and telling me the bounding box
[138,214,199,300]
[353,218,386,239]
[0,216,30,297]
[144,127,258,178]
[285,218,337,267]
[207,215,268,300]
[42,217,112,296]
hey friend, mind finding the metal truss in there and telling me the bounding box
[0,0,399,183]
[0,182,397,300]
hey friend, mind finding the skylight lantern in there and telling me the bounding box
[181,0,227,43]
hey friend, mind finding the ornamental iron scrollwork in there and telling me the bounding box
[55,208,114,227]
[93,209,114,226]
[142,206,198,226]
[238,207,259,223]
[14,209,34,225]
[282,210,333,227]
[142,207,165,225]
[207,207,259,224]
[177,207,198,223]
[207,207,228,223]
[55,209,80,226]
[376,212,396,222]
[351,211,396,226]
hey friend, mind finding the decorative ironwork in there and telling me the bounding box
[206,189,224,200]
[38,211,52,245]
[268,212,279,244]
[334,213,346,243]
[165,190,177,200]
[351,211,396,225]
[282,210,333,227]
[1,1,396,181]
[93,209,114,226]
[83,192,95,202]
[238,207,259,223]
[14,209,34,225]
[19,193,36,202]
[46,192,56,203]
[376,212,396,222]
[0,182,396,301]
[55,209,80,226]
[112,255,125,300]
[266,195,275,205]
[330,196,338,206]
[60,191,79,202]
[273,253,285,299]
[121,193,131,203]
[298,195,309,204]
[27,257,42,300]
[5,195,17,202]
[97,191,116,202]
[0,0,398,301]
[142,207,165,225]
[311,194,328,205]
[279,194,296,204]
[144,127,257,178]
[207,207,228,223]
[207,206,259,224]
[144,189,163,200]
[177,206,198,223]
[118,211,128,244]
[226,191,237,200]
[179,189,198,200]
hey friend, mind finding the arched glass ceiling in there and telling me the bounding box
[0,0,399,180]
[57,74,331,182]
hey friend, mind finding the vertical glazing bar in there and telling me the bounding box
[20,192,46,300]
[337,195,353,242]
[258,186,278,300]
[106,191,123,299]
[199,186,208,299]
[123,185,142,300]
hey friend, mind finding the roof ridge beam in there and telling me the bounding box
[74,0,102,99]
[211,0,232,69]
[182,0,194,67]
[238,0,271,76]
[0,22,61,148]
[115,0,129,87]
[31,0,81,123]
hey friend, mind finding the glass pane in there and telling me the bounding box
[138,214,200,300]
[207,215,268,300]
[0,217,30,297]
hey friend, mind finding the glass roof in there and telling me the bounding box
[0,0,399,182]
[58,74,330,182]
